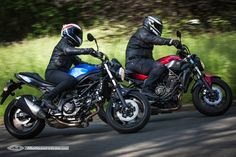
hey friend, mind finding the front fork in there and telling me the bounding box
[103,63,128,107]
[192,66,220,97]
[188,56,214,92]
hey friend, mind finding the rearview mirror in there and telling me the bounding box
[176,31,181,39]
[87,33,95,42]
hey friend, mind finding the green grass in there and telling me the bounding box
[0,28,235,117]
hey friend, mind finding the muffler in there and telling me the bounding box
[15,96,46,119]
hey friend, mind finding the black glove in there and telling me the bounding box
[90,49,104,59]
[171,40,182,49]
[89,49,98,57]
[87,48,95,54]
[96,51,104,59]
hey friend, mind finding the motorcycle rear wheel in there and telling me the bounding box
[4,98,45,139]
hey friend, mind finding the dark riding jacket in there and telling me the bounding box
[126,27,172,61]
[46,37,92,72]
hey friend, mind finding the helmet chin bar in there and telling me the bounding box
[150,26,161,36]
[76,36,83,46]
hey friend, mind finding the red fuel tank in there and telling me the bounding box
[157,55,181,64]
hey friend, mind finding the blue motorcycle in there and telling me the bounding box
[0,33,150,139]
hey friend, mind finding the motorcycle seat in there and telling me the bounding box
[125,69,134,75]
[16,72,55,87]
[125,69,135,79]
[125,69,148,81]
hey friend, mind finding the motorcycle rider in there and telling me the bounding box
[43,23,102,109]
[126,16,181,98]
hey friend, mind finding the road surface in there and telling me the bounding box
[0,106,236,157]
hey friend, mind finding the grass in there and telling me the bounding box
[0,27,235,117]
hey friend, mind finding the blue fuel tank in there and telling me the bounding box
[68,64,100,78]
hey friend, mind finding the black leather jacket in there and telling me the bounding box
[46,38,92,72]
[126,27,172,62]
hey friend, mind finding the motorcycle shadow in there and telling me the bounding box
[39,122,111,138]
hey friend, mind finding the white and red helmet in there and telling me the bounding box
[61,23,83,46]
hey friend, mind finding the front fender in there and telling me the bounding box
[120,87,139,97]
[204,74,221,86]
[191,74,221,93]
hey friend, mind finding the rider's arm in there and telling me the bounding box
[72,56,90,65]
[63,46,93,56]
[139,30,172,46]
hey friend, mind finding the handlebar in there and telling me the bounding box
[95,51,109,62]
[175,31,192,58]
[176,44,191,58]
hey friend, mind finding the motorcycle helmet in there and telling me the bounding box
[61,23,83,47]
[143,16,163,36]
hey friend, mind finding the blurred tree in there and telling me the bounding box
[0,0,235,42]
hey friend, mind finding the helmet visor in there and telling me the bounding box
[73,28,82,39]
[154,22,163,34]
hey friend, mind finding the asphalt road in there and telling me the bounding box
[0,106,236,157]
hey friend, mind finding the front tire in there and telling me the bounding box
[192,78,233,116]
[97,104,107,124]
[106,91,150,133]
[4,99,45,139]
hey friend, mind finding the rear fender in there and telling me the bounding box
[0,80,24,104]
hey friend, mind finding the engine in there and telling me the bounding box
[63,101,76,114]
[154,70,180,99]
[155,83,170,97]
[48,82,103,128]
[60,88,99,119]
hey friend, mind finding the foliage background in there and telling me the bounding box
[0,0,235,42]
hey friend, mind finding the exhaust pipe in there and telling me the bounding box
[15,96,46,119]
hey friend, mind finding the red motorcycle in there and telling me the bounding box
[124,31,233,116]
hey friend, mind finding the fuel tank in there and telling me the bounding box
[68,64,100,78]
[157,55,181,64]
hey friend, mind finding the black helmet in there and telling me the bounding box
[61,23,83,46]
[143,16,163,36]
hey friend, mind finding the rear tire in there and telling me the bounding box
[192,78,233,116]
[106,91,150,133]
[4,99,45,139]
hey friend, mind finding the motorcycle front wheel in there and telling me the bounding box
[97,103,107,124]
[106,91,150,133]
[192,78,233,116]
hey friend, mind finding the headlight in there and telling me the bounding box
[3,86,8,91]
[118,67,125,81]
[200,61,205,70]
[110,58,125,81]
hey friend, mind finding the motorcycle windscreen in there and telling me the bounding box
[68,64,100,78]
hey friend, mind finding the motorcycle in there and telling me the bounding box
[0,33,150,139]
[124,31,233,116]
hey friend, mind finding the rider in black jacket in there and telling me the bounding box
[126,16,181,98]
[43,24,102,109]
